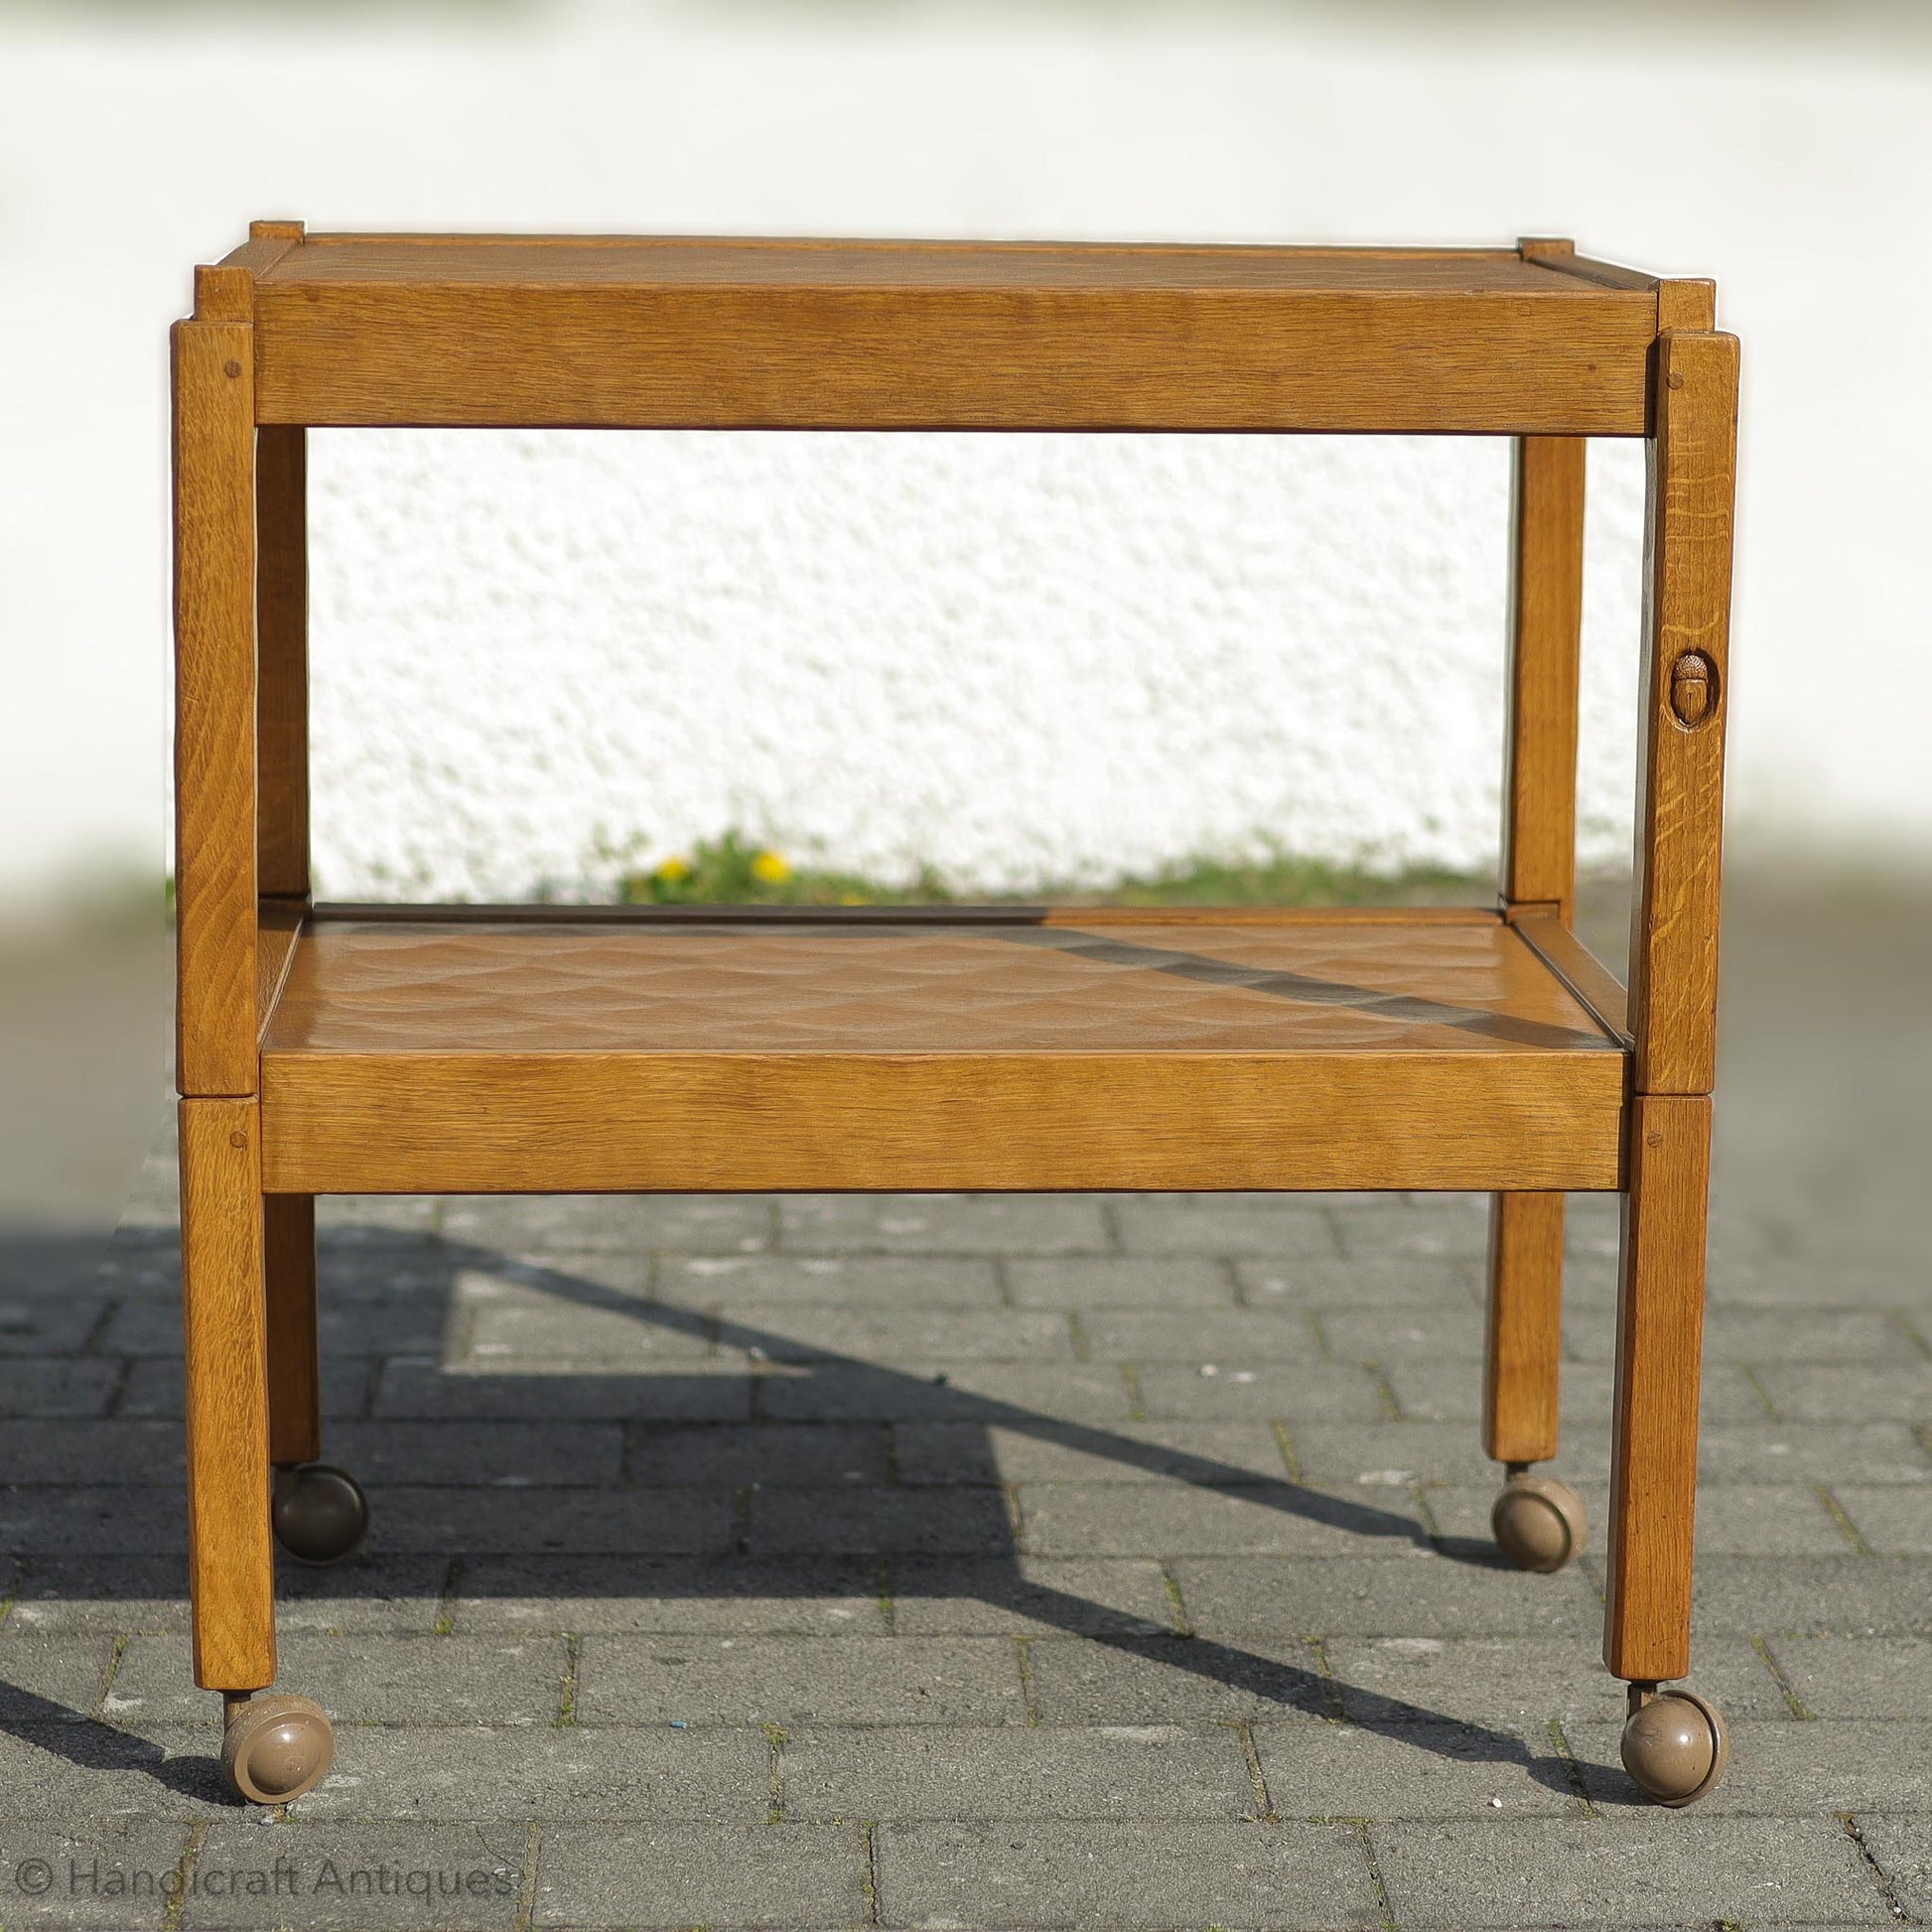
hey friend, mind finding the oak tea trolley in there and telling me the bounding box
[171,224,1739,1808]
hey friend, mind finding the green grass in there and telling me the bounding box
[615,830,1485,909]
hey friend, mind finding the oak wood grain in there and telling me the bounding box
[178,1097,275,1692]
[255,900,305,1042]
[1603,1093,1712,1683]
[1628,332,1739,1095]
[1511,913,1631,1044]
[174,321,259,1096]
[255,425,310,898]
[263,1192,320,1466]
[262,916,1622,1057]
[1484,1191,1566,1464]
[245,235,1657,434]
[261,1049,1624,1195]
[254,914,1626,1193]
[311,900,1504,929]
[1501,436,1587,916]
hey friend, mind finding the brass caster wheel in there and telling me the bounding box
[1490,1469,1587,1573]
[221,1693,335,1806]
[1620,1686,1729,1807]
[272,1462,368,1566]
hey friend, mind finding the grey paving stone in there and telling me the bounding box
[749,1487,1015,1557]
[1707,1252,1932,1307]
[317,1420,625,1487]
[754,1360,1134,1424]
[1083,1309,1328,1364]
[0,1485,193,1554]
[3,1557,193,1633]
[0,1632,116,1720]
[1024,1634,1332,1725]
[874,1819,1379,1928]
[1170,1553,1602,1641]
[316,1192,443,1239]
[1673,1554,1932,1635]
[779,1194,1109,1255]
[360,1484,734,1556]
[896,1419,1289,1487]
[1235,1253,1482,1308]
[1132,1359,1390,1422]
[1005,1254,1237,1309]
[0,1819,192,1928]
[118,1354,375,1420]
[783,1721,1257,1820]
[576,1634,1027,1727]
[1383,1358,1768,1425]
[719,1307,1074,1364]
[269,1556,455,1634]
[1110,1194,1341,1258]
[1286,1421,1519,1488]
[532,1822,866,1929]
[1835,1485,1932,1553]
[108,1633,570,1726]
[1018,1478,1427,1559]
[1318,1307,1485,1362]
[1323,1633,1792,1728]
[296,1722,771,1822]
[1423,1483,1855,1558]
[1752,1360,1932,1422]
[889,1559,1175,1637]
[1598,1308,1907,1366]
[624,1421,889,1487]
[454,1556,889,1635]
[0,1358,121,1417]
[466,1299,711,1364]
[0,1419,189,1485]
[86,1246,183,1298]
[1330,1197,1493,1260]
[1569,1719,1932,1815]
[1769,1634,1932,1717]
[1843,1812,1932,1923]
[1252,1719,1583,1820]
[456,1248,664,1298]
[442,1191,772,1255]
[1693,1423,1932,1485]
[659,1251,1000,1307]
[0,1723,231,1817]
[102,1297,444,1358]
[0,1293,110,1354]
[181,1820,526,1930]
[1370,1815,1892,1928]
[373,1356,755,1423]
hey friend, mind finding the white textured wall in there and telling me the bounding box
[310,430,1645,899]
[5,3,1930,902]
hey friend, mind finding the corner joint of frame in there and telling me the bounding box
[1656,278,1718,336]
[1502,898,1567,928]
[194,264,259,325]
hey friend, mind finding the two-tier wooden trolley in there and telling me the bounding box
[172,225,1738,1806]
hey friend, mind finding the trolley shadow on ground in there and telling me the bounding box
[0,1226,1591,1805]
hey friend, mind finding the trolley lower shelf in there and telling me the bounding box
[255,903,1630,1195]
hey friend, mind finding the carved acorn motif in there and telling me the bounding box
[1670,650,1717,728]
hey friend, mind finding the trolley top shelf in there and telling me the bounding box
[192,225,1708,436]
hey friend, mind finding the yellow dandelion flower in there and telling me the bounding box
[751,851,791,885]
[655,855,691,883]
[839,893,869,905]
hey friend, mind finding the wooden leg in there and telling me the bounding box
[1483,1191,1564,1466]
[180,1097,276,1694]
[1604,1094,1712,1684]
[264,1193,321,1466]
